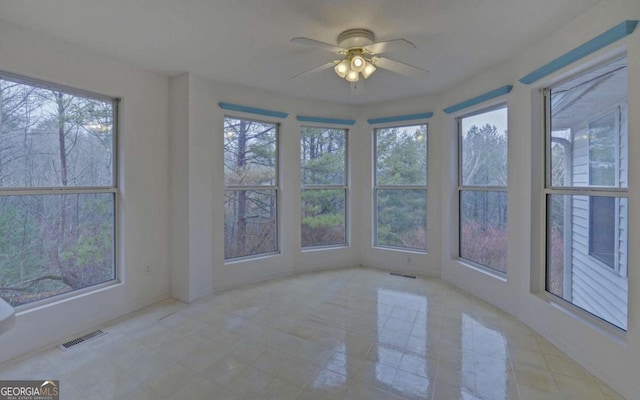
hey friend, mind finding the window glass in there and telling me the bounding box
[224,117,279,260]
[459,191,507,272]
[375,125,427,186]
[376,189,427,251]
[224,118,276,186]
[0,75,117,306]
[374,124,428,252]
[300,127,347,248]
[458,106,508,272]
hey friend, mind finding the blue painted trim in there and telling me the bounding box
[519,20,638,85]
[296,115,356,126]
[443,85,513,114]
[367,112,433,125]
[218,102,288,119]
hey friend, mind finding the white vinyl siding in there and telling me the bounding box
[569,103,627,327]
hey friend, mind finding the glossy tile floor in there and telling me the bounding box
[0,268,624,399]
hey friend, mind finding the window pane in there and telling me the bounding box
[460,107,508,186]
[375,125,427,186]
[460,191,507,272]
[589,196,615,268]
[546,194,627,330]
[376,189,426,251]
[0,193,115,306]
[301,189,346,247]
[589,113,617,187]
[224,189,277,259]
[0,78,114,188]
[550,58,627,188]
[301,127,346,185]
[224,118,277,186]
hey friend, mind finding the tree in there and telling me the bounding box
[223,118,277,258]
[459,123,508,271]
[300,127,346,247]
[0,78,115,306]
[375,125,427,250]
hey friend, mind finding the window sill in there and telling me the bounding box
[224,251,281,265]
[15,279,122,316]
[373,245,427,255]
[455,258,507,282]
[301,244,350,253]
[534,291,627,345]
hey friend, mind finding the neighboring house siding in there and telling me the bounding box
[570,104,627,328]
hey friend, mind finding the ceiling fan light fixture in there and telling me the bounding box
[350,55,366,73]
[362,61,376,79]
[345,69,360,82]
[334,59,350,78]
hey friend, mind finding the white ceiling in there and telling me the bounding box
[0,0,601,104]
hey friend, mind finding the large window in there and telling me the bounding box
[0,73,117,307]
[545,56,628,330]
[374,124,427,251]
[458,106,508,273]
[300,127,347,248]
[224,117,278,260]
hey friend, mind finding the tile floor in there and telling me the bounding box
[0,268,624,399]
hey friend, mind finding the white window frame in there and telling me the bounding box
[223,115,280,261]
[373,123,428,252]
[542,56,629,331]
[456,103,508,274]
[0,70,119,311]
[300,126,349,249]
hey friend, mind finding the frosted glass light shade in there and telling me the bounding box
[334,59,349,78]
[346,70,360,82]
[362,61,377,79]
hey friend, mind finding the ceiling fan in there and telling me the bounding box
[290,28,429,85]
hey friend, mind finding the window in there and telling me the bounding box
[545,56,628,330]
[300,127,347,248]
[374,124,427,251]
[0,73,117,307]
[224,117,278,260]
[458,106,508,273]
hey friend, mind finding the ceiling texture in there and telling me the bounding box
[0,0,601,104]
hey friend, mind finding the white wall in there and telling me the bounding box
[2,0,640,397]
[0,21,171,363]
[169,76,362,299]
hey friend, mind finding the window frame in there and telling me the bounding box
[300,125,349,250]
[456,103,509,274]
[0,70,120,311]
[542,55,629,331]
[223,115,280,261]
[373,123,428,252]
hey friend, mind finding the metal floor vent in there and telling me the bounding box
[390,272,417,279]
[58,330,106,351]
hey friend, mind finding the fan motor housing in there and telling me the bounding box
[337,28,375,49]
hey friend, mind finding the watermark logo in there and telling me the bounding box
[0,380,59,400]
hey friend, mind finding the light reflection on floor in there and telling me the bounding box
[0,268,624,399]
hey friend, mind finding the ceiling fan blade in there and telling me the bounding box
[289,62,336,80]
[291,37,345,53]
[375,57,429,80]
[364,39,416,54]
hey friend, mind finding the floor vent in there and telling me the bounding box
[390,272,417,279]
[58,330,106,351]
